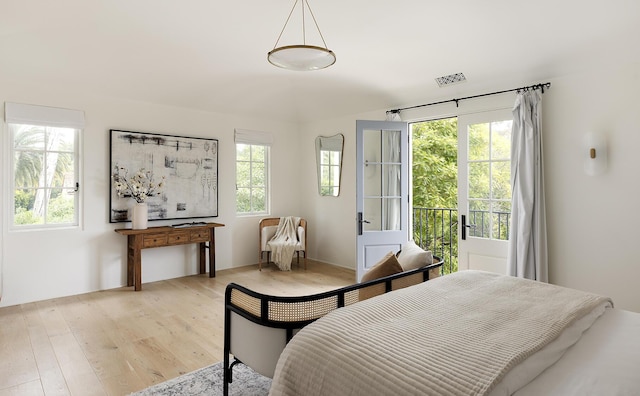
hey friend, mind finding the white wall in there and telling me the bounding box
[299,62,640,313]
[543,63,640,312]
[0,81,301,307]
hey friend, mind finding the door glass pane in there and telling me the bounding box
[382,130,400,162]
[468,123,489,161]
[468,200,489,238]
[364,130,382,162]
[468,162,490,199]
[467,119,512,240]
[492,201,511,240]
[363,198,381,231]
[491,121,512,160]
[491,161,511,200]
[383,164,401,196]
[383,198,401,231]
[363,128,402,232]
[364,164,381,196]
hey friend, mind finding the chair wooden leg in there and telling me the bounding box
[296,251,307,270]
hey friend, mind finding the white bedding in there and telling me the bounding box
[269,271,618,396]
[514,307,640,395]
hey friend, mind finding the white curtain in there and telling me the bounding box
[507,90,548,282]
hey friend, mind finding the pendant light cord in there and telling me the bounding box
[272,1,299,49]
[271,0,330,50]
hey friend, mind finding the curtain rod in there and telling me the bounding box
[386,82,551,115]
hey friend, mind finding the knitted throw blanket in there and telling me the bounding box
[269,271,612,396]
[268,216,300,271]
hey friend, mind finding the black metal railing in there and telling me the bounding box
[466,210,511,240]
[411,207,511,275]
[412,208,458,275]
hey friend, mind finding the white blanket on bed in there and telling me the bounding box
[267,216,300,271]
[269,271,612,396]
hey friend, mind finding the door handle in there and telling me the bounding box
[461,214,476,240]
[357,212,370,235]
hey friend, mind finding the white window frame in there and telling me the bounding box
[5,102,84,230]
[234,129,272,216]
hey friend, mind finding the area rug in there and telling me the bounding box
[130,361,271,396]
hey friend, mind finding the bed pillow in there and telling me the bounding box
[359,252,403,301]
[397,240,433,271]
[361,251,403,283]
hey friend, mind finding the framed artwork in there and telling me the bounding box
[109,129,218,223]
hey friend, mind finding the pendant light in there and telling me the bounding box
[267,0,336,71]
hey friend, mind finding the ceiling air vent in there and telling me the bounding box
[435,72,466,87]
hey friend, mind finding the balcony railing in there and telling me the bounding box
[412,207,458,275]
[466,210,511,240]
[411,207,510,275]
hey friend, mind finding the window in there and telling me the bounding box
[235,129,272,215]
[5,103,84,229]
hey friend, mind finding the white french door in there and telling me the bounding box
[457,109,513,274]
[355,120,409,282]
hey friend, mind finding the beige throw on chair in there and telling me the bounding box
[268,216,301,271]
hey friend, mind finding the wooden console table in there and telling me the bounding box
[115,222,225,291]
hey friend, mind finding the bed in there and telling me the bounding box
[223,257,443,396]
[224,269,640,396]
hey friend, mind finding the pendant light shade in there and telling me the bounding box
[268,45,336,71]
[268,0,336,71]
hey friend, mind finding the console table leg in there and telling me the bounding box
[127,235,135,287]
[209,229,216,278]
[132,235,143,291]
[199,242,206,275]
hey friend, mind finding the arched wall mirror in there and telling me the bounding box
[315,133,344,196]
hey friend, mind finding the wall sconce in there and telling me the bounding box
[584,132,607,176]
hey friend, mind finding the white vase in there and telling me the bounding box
[132,202,148,230]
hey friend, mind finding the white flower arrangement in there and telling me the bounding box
[112,166,165,203]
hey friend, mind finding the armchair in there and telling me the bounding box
[259,218,307,270]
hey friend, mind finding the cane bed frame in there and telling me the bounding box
[222,257,443,396]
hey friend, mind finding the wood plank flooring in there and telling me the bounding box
[0,260,355,396]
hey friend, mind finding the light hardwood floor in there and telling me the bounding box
[0,260,355,396]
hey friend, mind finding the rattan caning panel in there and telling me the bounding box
[391,272,423,290]
[268,296,338,322]
[344,290,360,306]
[358,283,386,301]
[230,289,262,317]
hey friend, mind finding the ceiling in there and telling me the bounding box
[1,1,639,123]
